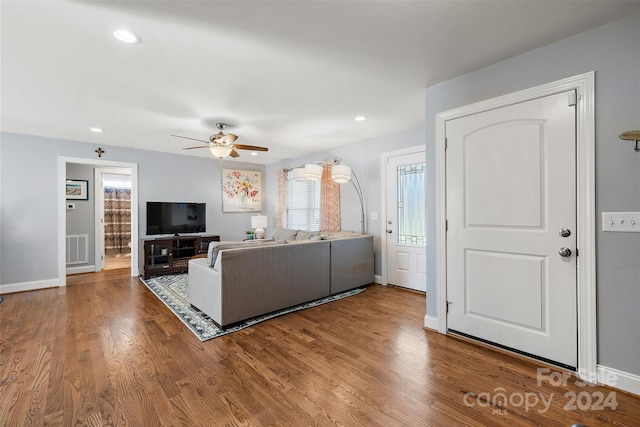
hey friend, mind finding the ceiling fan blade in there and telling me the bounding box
[229,149,240,158]
[233,144,268,152]
[182,145,211,150]
[171,134,210,144]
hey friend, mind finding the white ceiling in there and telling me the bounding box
[2,1,638,164]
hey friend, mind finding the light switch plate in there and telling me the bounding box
[602,212,640,232]
[371,212,379,221]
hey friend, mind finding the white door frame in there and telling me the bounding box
[95,167,134,272]
[380,145,427,286]
[58,156,139,285]
[435,72,596,380]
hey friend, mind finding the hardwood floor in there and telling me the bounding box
[103,253,131,271]
[1,269,639,426]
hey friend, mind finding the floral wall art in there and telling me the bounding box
[222,169,262,212]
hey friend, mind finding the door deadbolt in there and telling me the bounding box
[559,228,571,237]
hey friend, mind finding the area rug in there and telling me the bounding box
[140,274,365,341]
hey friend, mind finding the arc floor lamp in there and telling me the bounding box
[331,161,366,234]
[289,159,366,234]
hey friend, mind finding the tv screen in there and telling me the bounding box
[146,202,206,235]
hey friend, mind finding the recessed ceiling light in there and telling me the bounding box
[110,28,141,44]
[250,152,258,156]
[355,116,366,121]
[90,127,105,133]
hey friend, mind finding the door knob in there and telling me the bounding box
[559,247,572,257]
[386,229,393,234]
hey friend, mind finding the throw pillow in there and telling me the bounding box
[271,228,299,241]
[206,241,251,266]
[295,230,318,240]
[206,240,282,266]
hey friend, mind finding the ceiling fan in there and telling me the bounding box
[171,123,268,158]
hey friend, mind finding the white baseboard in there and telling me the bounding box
[598,365,640,396]
[0,278,60,294]
[66,265,96,275]
[424,314,438,331]
[374,275,383,284]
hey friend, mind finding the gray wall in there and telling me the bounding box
[265,124,426,276]
[424,13,640,375]
[0,132,265,286]
[66,163,95,267]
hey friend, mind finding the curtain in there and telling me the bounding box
[274,169,289,229]
[104,187,131,254]
[319,164,341,231]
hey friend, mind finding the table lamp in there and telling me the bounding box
[251,215,268,239]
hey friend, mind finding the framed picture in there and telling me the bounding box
[222,169,262,212]
[66,179,89,200]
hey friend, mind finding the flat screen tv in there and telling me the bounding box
[146,202,206,235]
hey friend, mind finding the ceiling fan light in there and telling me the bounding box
[209,145,233,158]
[304,164,323,181]
[332,164,352,184]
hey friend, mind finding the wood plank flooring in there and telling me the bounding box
[1,269,639,426]
[103,253,131,271]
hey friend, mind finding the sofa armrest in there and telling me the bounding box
[330,235,374,293]
[188,258,222,323]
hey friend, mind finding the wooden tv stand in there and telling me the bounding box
[139,235,220,279]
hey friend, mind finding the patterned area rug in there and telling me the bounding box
[140,274,365,341]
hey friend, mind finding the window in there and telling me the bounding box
[286,179,320,230]
[102,173,131,189]
[397,162,426,245]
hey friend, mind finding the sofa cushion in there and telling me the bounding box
[271,228,299,241]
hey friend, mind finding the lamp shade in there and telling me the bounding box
[251,215,268,229]
[251,215,268,239]
[304,164,323,181]
[288,167,307,182]
[331,164,352,184]
[209,145,233,158]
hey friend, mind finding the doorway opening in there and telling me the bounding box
[58,156,139,286]
[99,169,132,271]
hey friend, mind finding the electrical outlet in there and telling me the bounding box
[602,212,640,232]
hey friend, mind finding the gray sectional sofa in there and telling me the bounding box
[187,229,374,328]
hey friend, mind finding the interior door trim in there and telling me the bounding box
[435,72,596,381]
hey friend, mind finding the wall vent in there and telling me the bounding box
[66,234,89,265]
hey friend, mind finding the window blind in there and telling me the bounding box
[286,179,320,230]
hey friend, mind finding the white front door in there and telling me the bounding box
[446,90,577,368]
[385,151,427,292]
